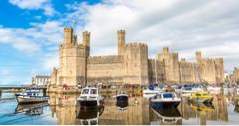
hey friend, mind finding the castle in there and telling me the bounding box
[49,27,224,90]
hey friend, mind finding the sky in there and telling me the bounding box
[0,0,239,85]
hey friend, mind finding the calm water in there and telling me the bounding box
[0,92,239,125]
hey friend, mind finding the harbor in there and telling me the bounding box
[1,85,239,125]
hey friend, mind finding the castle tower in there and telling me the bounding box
[123,43,149,85]
[118,30,125,55]
[64,28,73,47]
[157,47,180,83]
[58,28,87,87]
[83,31,90,57]
[196,51,202,62]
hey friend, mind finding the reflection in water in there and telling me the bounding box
[76,106,104,125]
[45,93,238,125]
[15,102,48,115]
[150,107,182,125]
[99,97,150,125]
[180,95,229,125]
[49,93,78,125]
[116,95,129,111]
[234,98,239,113]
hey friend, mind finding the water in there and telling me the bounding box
[0,93,239,125]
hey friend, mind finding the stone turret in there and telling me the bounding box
[83,31,90,47]
[83,31,90,57]
[64,28,73,47]
[118,30,125,55]
[163,47,169,54]
[196,51,202,62]
[58,28,87,87]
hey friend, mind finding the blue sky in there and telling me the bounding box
[0,0,239,85]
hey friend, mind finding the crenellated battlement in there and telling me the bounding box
[125,42,148,49]
[88,55,123,64]
[49,27,225,90]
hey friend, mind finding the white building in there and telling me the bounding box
[32,75,50,86]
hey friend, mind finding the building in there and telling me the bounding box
[32,75,50,86]
[48,27,224,90]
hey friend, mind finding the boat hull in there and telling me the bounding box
[151,101,180,109]
[79,100,98,107]
[116,95,128,102]
[190,97,213,103]
[16,96,48,104]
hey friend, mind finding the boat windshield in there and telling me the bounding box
[163,93,173,98]
[90,89,97,94]
[82,89,89,94]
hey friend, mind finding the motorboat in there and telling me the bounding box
[171,85,182,93]
[181,84,204,97]
[77,87,104,107]
[207,85,221,94]
[150,92,181,109]
[77,106,104,125]
[16,88,48,104]
[116,91,128,110]
[151,107,182,125]
[189,91,213,103]
[143,84,163,97]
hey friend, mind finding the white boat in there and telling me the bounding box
[16,89,48,104]
[143,85,164,98]
[181,84,204,96]
[207,86,221,94]
[77,87,104,107]
[150,92,181,109]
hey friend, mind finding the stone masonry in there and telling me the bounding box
[49,27,224,89]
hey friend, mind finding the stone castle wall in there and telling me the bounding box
[148,59,165,84]
[196,52,224,84]
[87,55,124,84]
[123,43,149,85]
[179,60,199,83]
[157,47,180,83]
[49,27,225,89]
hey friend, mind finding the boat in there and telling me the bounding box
[190,102,215,112]
[77,105,104,125]
[116,91,128,110]
[189,91,213,103]
[16,88,48,104]
[143,84,163,98]
[151,107,182,125]
[77,86,104,107]
[207,85,221,94]
[150,92,181,109]
[181,84,204,96]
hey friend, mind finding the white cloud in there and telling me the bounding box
[0,21,63,53]
[65,0,239,71]
[9,0,56,16]
[42,52,59,70]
